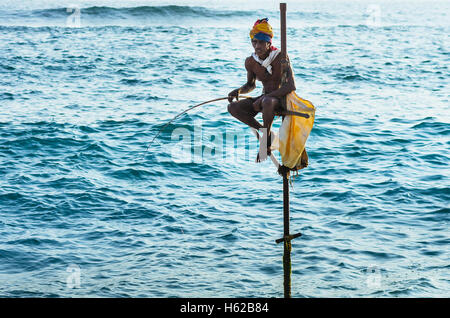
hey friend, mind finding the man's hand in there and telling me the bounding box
[228,89,240,103]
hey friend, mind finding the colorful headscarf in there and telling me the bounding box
[249,18,273,43]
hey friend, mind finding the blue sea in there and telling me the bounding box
[0,0,449,297]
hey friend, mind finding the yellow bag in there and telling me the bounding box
[277,91,315,169]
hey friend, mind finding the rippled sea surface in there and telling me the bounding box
[0,0,449,297]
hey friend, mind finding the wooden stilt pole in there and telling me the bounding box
[282,166,292,298]
[276,2,302,299]
[276,166,301,298]
[280,3,287,61]
[280,3,288,111]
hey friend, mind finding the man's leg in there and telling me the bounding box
[261,96,280,141]
[257,96,281,161]
[228,99,263,130]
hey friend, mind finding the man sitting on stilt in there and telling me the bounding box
[227,18,296,162]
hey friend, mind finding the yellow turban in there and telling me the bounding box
[249,18,273,43]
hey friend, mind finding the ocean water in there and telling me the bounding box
[0,0,449,297]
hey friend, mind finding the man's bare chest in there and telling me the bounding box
[253,67,280,85]
[251,62,279,81]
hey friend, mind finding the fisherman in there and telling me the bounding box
[228,18,296,162]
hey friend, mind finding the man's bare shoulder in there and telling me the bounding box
[245,56,256,68]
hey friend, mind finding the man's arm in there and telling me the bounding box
[228,58,256,103]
